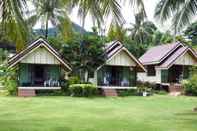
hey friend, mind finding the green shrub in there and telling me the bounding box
[59,76,80,95]
[118,89,138,96]
[69,84,83,96]
[0,65,17,95]
[137,81,156,95]
[36,90,65,96]
[68,76,81,85]
[154,90,168,95]
[182,74,197,96]
[69,84,97,97]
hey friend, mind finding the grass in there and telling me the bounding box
[0,95,196,131]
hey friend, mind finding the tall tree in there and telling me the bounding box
[155,0,197,33]
[0,0,30,52]
[29,0,72,38]
[184,21,197,46]
[129,12,157,45]
[107,23,127,42]
[62,34,105,82]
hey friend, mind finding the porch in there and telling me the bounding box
[97,65,137,89]
[161,65,191,84]
[18,63,62,89]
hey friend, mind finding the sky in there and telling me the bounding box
[33,0,171,33]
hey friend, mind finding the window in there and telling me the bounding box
[147,66,156,76]
[161,69,168,83]
[89,71,95,78]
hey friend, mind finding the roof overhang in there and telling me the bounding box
[8,38,72,72]
[97,46,146,72]
[140,42,185,65]
[156,47,197,70]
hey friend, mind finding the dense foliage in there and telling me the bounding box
[182,66,197,96]
[69,84,98,97]
[62,34,105,82]
[107,20,174,58]
[155,0,197,33]
[0,65,17,95]
[184,21,197,47]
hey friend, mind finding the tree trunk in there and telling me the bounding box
[79,14,86,82]
[45,15,49,39]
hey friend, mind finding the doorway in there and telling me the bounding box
[34,65,44,86]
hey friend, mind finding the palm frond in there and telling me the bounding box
[101,0,124,24]
[172,0,197,31]
[154,0,185,22]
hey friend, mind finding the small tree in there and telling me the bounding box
[62,33,105,82]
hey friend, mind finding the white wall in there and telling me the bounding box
[175,52,197,65]
[137,68,161,83]
[90,50,138,85]
[21,47,60,65]
[106,50,136,66]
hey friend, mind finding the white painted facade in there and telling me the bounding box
[137,68,161,83]
[175,52,197,65]
[137,51,197,84]
[106,50,136,66]
[90,49,140,89]
[21,47,60,65]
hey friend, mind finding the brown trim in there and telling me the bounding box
[107,45,124,59]
[157,47,197,69]
[105,40,119,52]
[8,38,72,71]
[97,41,146,72]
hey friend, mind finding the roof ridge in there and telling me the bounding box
[139,41,184,65]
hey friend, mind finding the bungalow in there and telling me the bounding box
[8,38,72,96]
[137,42,197,86]
[89,41,146,96]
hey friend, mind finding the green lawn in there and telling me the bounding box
[0,95,197,131]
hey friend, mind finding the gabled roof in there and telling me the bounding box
[98,40,146,72]
[157,47,197,69]
[139,42,184,65]
[8,37,72,71]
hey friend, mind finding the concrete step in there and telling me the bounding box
[169,84,183,92]
[18,89,36,97]
[103,89,118,96]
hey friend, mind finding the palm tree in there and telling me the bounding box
[155,0,197,33]
[29,0,72,38]
[75,0,146,29]
[129,12,157,45]
[0,0,30,52]
[107,22,127,42]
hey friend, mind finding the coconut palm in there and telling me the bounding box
[107,22,127,42]
[74,0,146,29]
[29,0,72,38]
[0,0,30,52]
[155,0,197,32]
[129,11,156,45]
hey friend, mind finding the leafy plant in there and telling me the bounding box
[68,76,81,85]
[0,65,18,95]
[69,84,97,97]
[118,89,138,96]
[62,34,105,82]
[182,74,197,96]
[137,81,154,96]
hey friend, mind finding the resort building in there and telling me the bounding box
[137,42,197,85]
